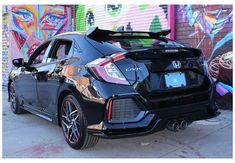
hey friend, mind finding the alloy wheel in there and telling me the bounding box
[61,98,80,144]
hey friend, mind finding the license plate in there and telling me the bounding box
[164,72,186,88]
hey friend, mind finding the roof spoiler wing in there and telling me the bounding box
[86,27,171,42]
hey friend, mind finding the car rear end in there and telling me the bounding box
[84,28,219,138]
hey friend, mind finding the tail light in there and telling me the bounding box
[87,52,129,85]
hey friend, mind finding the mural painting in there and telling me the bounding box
[1,5,71,85]
[76,4,168,32]
[178,5,233,109]
[2,13,11,85]
[10,5,72,61]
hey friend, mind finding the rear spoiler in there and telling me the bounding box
[86,27,171,42]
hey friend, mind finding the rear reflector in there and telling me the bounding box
[108,100,113,121]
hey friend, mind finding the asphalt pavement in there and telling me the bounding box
[2,86,233,158]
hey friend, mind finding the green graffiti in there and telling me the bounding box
[139,4,149,11]
[112,25,118,31]
[149,16,162,32]
[76,5,86,31]
[106,5,122,17]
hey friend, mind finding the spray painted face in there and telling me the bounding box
[106,4,122,17]
[11,5,69,60]
[86,9,95,30]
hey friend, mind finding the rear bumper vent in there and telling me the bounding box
[111,98,142,121]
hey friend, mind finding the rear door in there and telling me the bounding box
[36,38,73,115]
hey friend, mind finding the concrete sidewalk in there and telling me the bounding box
[2,87,233,158]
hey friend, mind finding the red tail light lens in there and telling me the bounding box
[107,99,113,121]
[87,52,129,85]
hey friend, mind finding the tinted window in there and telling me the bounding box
[107,38,185,50]
[51,40,72,60]
[86,37,125,56]
[33,48,47,64]
[73,36,104,64]
[86,37,185,56]
[30,41,51,65]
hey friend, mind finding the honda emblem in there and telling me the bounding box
[172,60,181,69]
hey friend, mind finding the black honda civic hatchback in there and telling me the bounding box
[8,27,219,149]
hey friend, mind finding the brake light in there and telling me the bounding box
[112,53,125,61]
[87,52,129,85]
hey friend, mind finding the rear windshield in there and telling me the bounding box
[108,38,185,50]
[86,37,185,56]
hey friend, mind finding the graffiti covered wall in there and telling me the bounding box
[176,5,233,83]
[76,4,169,32]
[2,12,11,85]
[2,5,72,85]
[175,5,233,109]
[10,5,72,61]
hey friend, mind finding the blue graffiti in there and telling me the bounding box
[179,5,233,61]
[208,32,233,62]
[216,82,233,96]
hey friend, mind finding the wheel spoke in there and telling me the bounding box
[67,101,72,113]
[68,129,73,141]
[72,128,79,141]
[64,102,68,115]
[62,115,68,121]
[73,122,80,138]
[62,119,69,129]
[74,114,79,121]
[65,101,71,115]
[70,109,77,116]
[63,107,68,117]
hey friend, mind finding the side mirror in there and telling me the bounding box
[12,58,25,67]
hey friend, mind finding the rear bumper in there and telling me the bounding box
[87,78,219,138]
[88,100,219,139]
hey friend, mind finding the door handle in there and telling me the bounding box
[32,70,38,76]
[31,70,39,80]
[54,66,63,73]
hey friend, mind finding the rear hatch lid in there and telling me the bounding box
[115,47,209,95]
[86,27,210,97]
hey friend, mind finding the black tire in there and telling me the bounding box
[9,82,25,114]
[60,94,99,149]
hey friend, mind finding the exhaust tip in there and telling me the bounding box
[173,122,180,131]
[167,121,180,132]
[179,120,188,130]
